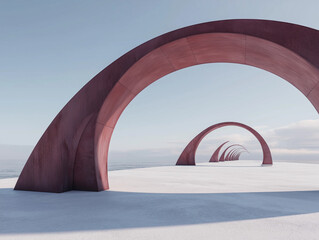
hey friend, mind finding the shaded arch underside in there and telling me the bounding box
[15,19,319,192]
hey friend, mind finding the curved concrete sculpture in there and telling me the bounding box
[230,149,247,160]
[177,122,271,165]
[209,141,229,162]
[225,149,237,161]
[236,150,249,160]
[16,19,319,192]
[225,148,243,161]
[233,152,242,160]
[230,148,247,160]
[231,151,240,160]
[219,144,246,162]
[229,148,248,161]
[229,149,238,160]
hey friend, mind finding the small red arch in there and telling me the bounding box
[176,122,271,165]
[225,147,243,161]
[219,144,246,162]
[209,141,229,162]
[233,150,246,160]
[229,149,247,161]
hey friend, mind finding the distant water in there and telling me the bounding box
[1,158,318,179]
[0,158,175,179]
[0,159,24,179]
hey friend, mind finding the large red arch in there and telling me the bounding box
[15,19,319,192]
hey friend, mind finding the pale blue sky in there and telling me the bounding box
[1,0,319,163]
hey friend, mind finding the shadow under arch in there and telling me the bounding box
[15,19,319,192]
[176,122,271,165]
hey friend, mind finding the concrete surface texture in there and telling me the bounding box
[2,160,319,240]
[15,19,319,192]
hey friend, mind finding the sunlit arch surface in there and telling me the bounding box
[15,19,319,192]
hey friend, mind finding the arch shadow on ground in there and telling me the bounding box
[1,187,319,234]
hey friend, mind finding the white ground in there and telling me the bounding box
[1,160,319,240]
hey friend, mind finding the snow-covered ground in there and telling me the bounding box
[1,160,319,240]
